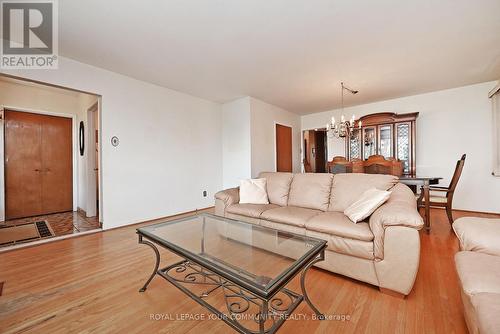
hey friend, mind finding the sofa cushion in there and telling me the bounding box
[258,172,294,206]
[239,178,269,204]
[259,220,306,236]
[329,173,398,212]
[260,206,321,228]
[455,251,500,295]
[453,217,500,257]
[226,203,280,218]
[344,188,391,223]
[305,229,374,260]
[471,292,500,334]
[305,212,374,241]
[287,173,333,211]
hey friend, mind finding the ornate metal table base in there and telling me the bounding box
[138,235,325,334]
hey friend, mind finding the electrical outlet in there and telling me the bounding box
[203,190,207,197]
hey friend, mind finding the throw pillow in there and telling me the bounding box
[344,188,391,223]
[239,178,269,204]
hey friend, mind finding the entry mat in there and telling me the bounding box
[0,221,55,247]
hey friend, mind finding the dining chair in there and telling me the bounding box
[363,155,403,176]
[417,154,466,225]
[327,156,352,174]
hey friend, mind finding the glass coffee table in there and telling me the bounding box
[137,213,327,334]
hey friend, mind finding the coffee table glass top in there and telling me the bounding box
[137,213,326,295]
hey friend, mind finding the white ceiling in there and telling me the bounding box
[59,0,500,115]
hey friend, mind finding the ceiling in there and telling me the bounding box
[58,0,500,115]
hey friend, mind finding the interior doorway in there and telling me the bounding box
[0,74,102,249]
[275,124,293,172]
[303,129,327,173]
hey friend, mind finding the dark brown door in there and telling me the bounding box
[276,124,293,172]
[314,130,326,173]
[5,110,73,219]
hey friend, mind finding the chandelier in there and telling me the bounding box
[327,82,361,138]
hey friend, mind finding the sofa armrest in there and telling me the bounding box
[214,188,239,216]
[369,183,424,259]
[453,217,500,256]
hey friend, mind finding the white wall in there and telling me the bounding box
[250,97,301,176]
[221,96,301,187]
[0,79,97,221]
[222,97,252,188]
[326,136,346,161]
[1,56,223,229]
[302,81,500,213]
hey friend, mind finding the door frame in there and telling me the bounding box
[1,106,77,221]
[274,121,294,172]
[85,101,102,221]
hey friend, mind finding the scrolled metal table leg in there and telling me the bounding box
[259,300,268,334]
[138,235,160,292]
[300,253,325,320]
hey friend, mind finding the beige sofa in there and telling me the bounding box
[453,217,500,334]
[215,172,424,296]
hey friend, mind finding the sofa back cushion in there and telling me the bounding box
[329,173,398,212]
[288,173,333,211]
[258,172,294,206]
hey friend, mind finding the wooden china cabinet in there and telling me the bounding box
[347,112,418,175]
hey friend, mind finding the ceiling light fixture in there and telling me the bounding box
[327,82,360,138]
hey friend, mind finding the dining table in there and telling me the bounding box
[398,175,443,232]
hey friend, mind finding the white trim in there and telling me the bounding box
[492,91,500,177]
[97,98,103,223]
[488,82,500,98]
[86,102,98,218]
[1,106,78,219]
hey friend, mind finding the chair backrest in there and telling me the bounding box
[363,155,403,176]
[351,158,365,173]
[448,154,466,194]
[327,156,352,174]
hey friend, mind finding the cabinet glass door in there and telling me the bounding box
[349,129,361,159]
[378,124,393,158]
[396,123,411,174]
[363,127,376,159]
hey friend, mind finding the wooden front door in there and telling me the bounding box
[5,110,73,219]
[275,124,293,172]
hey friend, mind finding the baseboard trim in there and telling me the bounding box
[77,207,87,217]
[102,206,215,232]
[429,207,500,216]
[451,208,500,216]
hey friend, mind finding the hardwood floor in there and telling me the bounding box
[0,208,499,334]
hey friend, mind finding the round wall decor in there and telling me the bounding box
[79,121,85,156]
[111,136,119,147]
